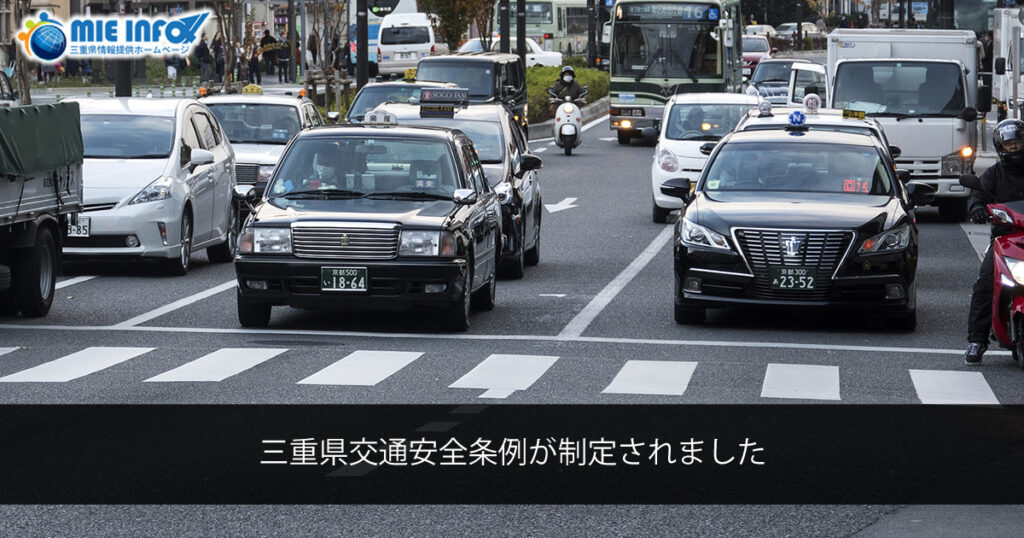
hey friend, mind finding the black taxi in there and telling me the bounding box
[233,109,502,331]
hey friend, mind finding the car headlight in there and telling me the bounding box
[680,218,731,251]
[494,182,513,205]
[257,165,276,183]
[238,227,292,254]
[1004,256,1024,285]
[657,147,679,172]
[858,224,910,255]
[129,177,173,205]
[941,151,965,175]
[399,230,456,256]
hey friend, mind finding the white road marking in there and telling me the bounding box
[910,369,1000,405]
[581,114,610,132]
[297,350,422,386]
[761,363,841,401]
[599,137,617,142]
[112,280,236,328]
[533,147,548,153]
[0,347,16,357]
[55,275,96,289]
[449,354,558,398]
[539,293,567,297]
[959,223,990,261]
[145,348,287,382]
[558,225,675,339]
[544,197,579,213]
[603,360,697,396]
[1,322,1006,356]
[0,346,153,382]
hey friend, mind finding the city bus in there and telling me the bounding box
[608,0,743,144]
[348,0,418,74]
[495,0,591,54]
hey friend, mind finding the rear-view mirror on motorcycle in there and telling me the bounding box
[959,174,982,190]
[988,204,1016,225]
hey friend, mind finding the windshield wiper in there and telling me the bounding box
[676,56,699,84]
[755,78,788,83]
[870,112,914,120]
[635,47,664,81]
[233,139,288,145]
[276,189,367,198]
[365,191,453,200]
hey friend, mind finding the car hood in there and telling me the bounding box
[231,143,286,165]
[253,197,456,228]
[743,52,769,62]
[82,158,168,202]
[690,191,901,236]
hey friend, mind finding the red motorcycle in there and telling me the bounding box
[961,173,1024,369]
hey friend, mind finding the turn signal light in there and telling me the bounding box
[298,89,307,98]
[960,146,974,159]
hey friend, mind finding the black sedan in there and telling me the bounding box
[660,130,934,330]
[234,123,511,331]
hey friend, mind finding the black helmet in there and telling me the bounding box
[995,119,1024,171]
[560,65,575,77]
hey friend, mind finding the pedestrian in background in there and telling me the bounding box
[261,30,277,76]
[308,29,320,67]
[248,43,262,84]
[213,32,225,83]
[196,33,213,83]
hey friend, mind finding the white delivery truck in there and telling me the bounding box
[992,7,1024,116]
[827,29,979,220]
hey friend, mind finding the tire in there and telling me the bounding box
[564,145,573,156]
[1013,319,1024,369]
[889,309,917,331]
[166,210,193,276]
[524,220,540,267]
[13,226,57,318]
[471,271,496,312]
[442,265,471,332]
[617,130,632,145]
[500,226,526,279]
[653,202,672,224]
[938,198,968,222]
[674,303,705,324]
[207,205,239,263]
[237,288,271,328]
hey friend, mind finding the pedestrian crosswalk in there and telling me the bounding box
[0,346,1008,404]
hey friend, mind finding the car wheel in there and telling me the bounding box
[471,269,496,311]
[653,202,672,224]
[617,130,632,145]
[12,226,56,317]
[207,204,239,263]
[938,198,968,222]
[442,264,471,332]
[889,309,917,331]
[237,288,271,328]
[1016,322,1024,370]
[524,221,540,266]
[500,226,526,279]
[674,303,705,324]
[166,210,193,276]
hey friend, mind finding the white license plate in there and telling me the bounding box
[321,267,368,292]
[401,52,414,59]
[67,215,90,237]
[742,67,752,75]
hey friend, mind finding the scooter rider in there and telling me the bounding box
[548,66,585,114]
[966,119,1024,364]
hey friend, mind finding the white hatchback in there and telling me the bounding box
[650,94,760,223]
[64,98,238,275]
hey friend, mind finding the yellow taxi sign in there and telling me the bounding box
[842,109,866,120]
[404,68,417,80]
[241,84,264,95]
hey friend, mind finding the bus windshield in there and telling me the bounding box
[612,22,719,78]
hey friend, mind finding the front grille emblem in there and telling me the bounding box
[339,233,350,247]
[782,235,803,257]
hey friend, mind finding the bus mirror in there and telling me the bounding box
[601,23,611,44]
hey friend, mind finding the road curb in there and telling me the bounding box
[528,96,608,140]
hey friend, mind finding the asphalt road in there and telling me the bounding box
[1,114,1020,536]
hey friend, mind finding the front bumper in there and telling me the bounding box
[63,202,184,259]
[235,256,468,311]
[609,104,664,131]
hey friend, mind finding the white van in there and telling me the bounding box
[378,13,446,75]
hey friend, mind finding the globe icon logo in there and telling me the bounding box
[30,24,66,61]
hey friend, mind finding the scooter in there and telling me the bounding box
[961,173,1024,369]
[548,86,588,156]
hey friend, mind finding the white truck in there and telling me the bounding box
[826,29,980,220]
[0,102,84,317]
[992,7,1024,116]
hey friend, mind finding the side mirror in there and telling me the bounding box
[895,169,911,183]
[326,111,340,123]
[905,181,936,207]
[996,57,1007,76]
[978,84,993,114]
[517,154,543,177]
[959,174,982,190]
[961,107,978,122]
[699,143,717,156]
[660,177,693,202]
[232,185,257,202]
[189,148,215,169]
[502,85,516,97]
[640,127,659,141]
[889,145,902,159]
[453,188,478,205]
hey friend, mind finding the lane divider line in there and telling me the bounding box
[55,275,97,289]
[111,280,237,328]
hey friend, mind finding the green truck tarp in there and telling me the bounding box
[0,102,83,176]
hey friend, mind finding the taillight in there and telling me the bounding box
[431,44,435,53]
[377,47,381,58]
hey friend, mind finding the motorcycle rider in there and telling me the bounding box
[966,119,1024,364]
[548,66,585,114]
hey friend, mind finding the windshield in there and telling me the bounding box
[416,63,494,99]
[703,142,892,195]
[401,118,504,163]
[612,22,720,78]
[665,104,752,141]
[742,37,768,52]
[750,62,793,83]
[349,85,433,120]
[269,137,461,197]
[832,61,966,117]
[380,26,430,45]
[81,115,175,159]
[206,104,301,144]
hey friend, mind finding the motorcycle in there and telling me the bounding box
[547,86,588,156]
[961,173,1024,369]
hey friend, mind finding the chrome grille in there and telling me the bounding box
[734,229,853,300]
[82,202,117,212]
[292,225,399,260]
[236,164,259,184]
[895,159,941,178]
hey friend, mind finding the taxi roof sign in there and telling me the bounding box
[757,100,773,118]
[419,88,469,118]
[364,108,399,126]
[842,109,866,120]
[803,93,821,113]
[241,84,264,95]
